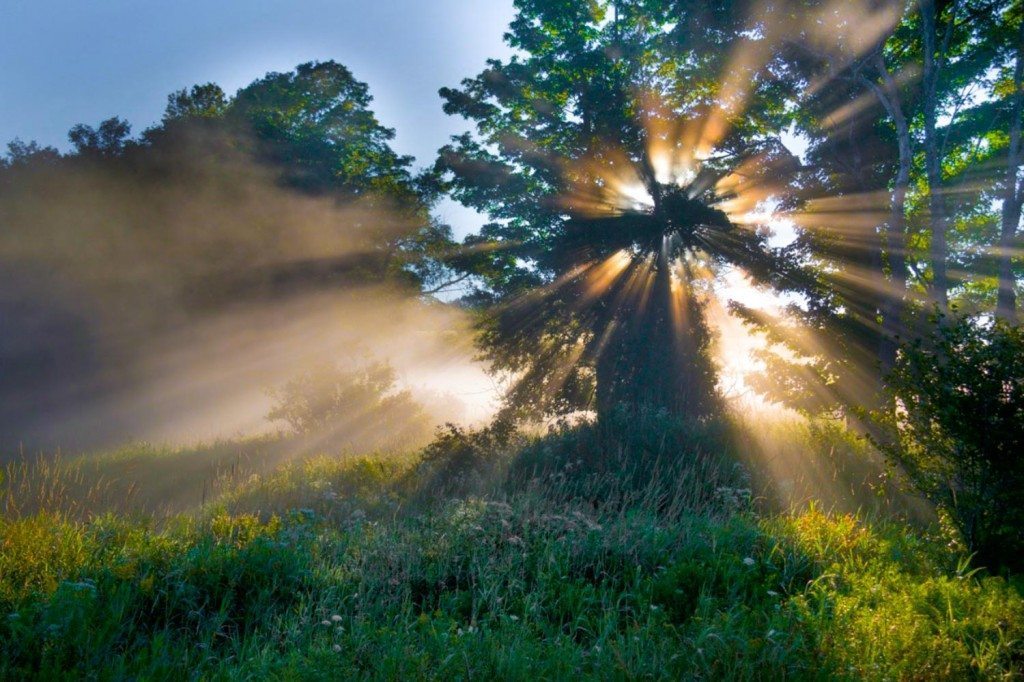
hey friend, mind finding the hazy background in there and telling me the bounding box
[0,0,515,238]
[0,1,520,454]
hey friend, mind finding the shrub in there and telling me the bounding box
[408,424,510,501]
[876,316,1024,572]
[507,406,745,515]
[267,360,433,452]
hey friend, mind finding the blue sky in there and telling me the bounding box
[0,0,515,236]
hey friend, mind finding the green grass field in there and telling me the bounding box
[1,427,1022,681]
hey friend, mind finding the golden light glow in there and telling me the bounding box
[559,147,655,218]
[580,250,633,304]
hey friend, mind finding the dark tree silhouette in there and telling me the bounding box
[436,0,800,424]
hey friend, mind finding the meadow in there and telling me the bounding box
[2,415,1021,680]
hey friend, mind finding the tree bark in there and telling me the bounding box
[863,53,911,372]
[997,19,1024,322]
[920,0,955,311]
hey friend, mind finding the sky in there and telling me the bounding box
[0,0,515,237]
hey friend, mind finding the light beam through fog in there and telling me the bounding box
[0,132,497,455]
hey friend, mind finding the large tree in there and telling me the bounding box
[437,0,800,423]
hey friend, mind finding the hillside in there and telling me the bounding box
[2,435,1022,680]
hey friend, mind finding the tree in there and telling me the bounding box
[0,62,457,451]
[437,0,800,424]
[268,361,434,451]
[874,316,1024,571]
[162,83,229,122]
[3,139,60,167]
[997,10,1024,322]
[230,61,416,200]
[67,117,132,157]
[742,0,1023,417]
[70,61,454,298]
[223,61,456,293]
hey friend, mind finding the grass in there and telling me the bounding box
[1,436,1022,680]
[1,435,339,520]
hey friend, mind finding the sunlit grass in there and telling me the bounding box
[1,428,1021,680]
[1,438,282,520]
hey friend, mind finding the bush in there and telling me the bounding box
[267,360,433,452]
[876,316,1024,572]
[408,424,511,502]
[507,406,747,515]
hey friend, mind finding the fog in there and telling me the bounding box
[0,131,496,456]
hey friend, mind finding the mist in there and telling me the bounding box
[0,126,495,456]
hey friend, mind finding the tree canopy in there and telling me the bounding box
[435,0,803,423]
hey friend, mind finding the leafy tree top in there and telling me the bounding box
[436,0,802,422]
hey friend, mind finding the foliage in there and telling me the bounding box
[875,315,1024,572]
[742,0,1024,415]
[436,0,800,423]
[229,61,416,200]
[267,361,434,452]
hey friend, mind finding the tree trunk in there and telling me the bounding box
[920,0,953,311]
[593,244,719,422]
[997,20,1024,323]
[864,54,911,373]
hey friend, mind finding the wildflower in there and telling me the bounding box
[331,614,342,623]
[508,614,519,621]
[743,557,756,566]
[332,644,342,653]
[320,620,331,626]
[766,590,779,597]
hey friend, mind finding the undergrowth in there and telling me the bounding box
[0,414,1021,679]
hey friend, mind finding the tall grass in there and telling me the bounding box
[2,436,333,520]
[2,467,1021,679]
[1,415,1021,679]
